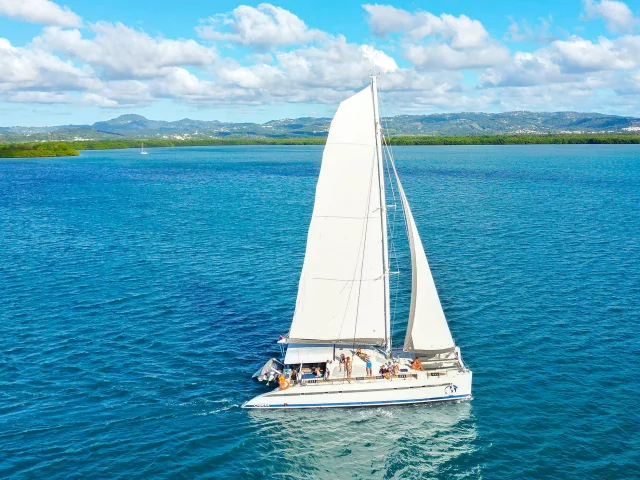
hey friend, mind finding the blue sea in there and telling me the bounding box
[1,145,639,479]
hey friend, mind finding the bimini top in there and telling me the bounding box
[284,344,335,365]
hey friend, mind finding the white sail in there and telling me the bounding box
[391,167,456,354]
[288,86,387,345]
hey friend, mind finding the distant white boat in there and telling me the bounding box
[140,142,148,155]
[243,77,472,409]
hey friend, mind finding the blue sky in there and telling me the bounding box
[1,0,639,126]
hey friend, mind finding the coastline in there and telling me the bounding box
[2,134,640,158]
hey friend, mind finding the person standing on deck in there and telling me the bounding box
[366,357,373,377]
[324,360,332,380]
[346,357,352,382]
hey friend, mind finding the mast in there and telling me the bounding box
[371,76,391,356]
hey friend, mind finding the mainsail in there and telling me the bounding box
[390,166,456,354]
[288,86,388,345]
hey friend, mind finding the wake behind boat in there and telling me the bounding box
[243,77,472,409]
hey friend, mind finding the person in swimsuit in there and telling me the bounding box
[366,357,373,377]
[411,357,424,371]
[346,357,352,382]
[339,353,346,372]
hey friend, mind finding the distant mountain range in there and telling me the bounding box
[3,112,640,142]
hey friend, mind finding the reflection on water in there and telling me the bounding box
[248,402,479,478]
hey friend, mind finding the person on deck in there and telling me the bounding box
[346,357,352,382]
[411,357,424,371]
[339,353,346,372]
[380,365,391,380]
[324,360,332,380]
[366,357,373,377]
[313,367,322,377]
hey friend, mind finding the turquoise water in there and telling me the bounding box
[1,145,639,479]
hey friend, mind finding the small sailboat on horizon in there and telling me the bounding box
[140,142,148,155]
[243,77,472,409]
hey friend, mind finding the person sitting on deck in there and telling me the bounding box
[391,363,400,376]
[355,347,363,359]
[379,365,391,380]
[313,367,322,377]
[339,353,346,372]
[411,357,424,371]
[291,369,298,383]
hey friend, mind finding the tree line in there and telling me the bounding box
[3,134,640,157]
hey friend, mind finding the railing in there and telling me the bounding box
[299,372,419,385]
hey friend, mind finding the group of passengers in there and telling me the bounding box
[379,361,400,380]
[292,351,424,385]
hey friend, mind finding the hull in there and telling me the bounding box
[243,369,472,409]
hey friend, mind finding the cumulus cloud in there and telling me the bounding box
[405,43,509,71]
[147,38,403,106]
[363,4,506,71]
[4,2,640,115]
[197,3,325,49]
[581,0,636,34]
[35,23,217,79]
[481,35,640,89]
[363,4,489,48]
[0,0,81,27]
[0,37,98,90]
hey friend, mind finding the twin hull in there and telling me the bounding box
[243,370,472,409]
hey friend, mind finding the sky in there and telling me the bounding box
[1,0,640,126]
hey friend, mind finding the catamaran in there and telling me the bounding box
[243,77,472,409]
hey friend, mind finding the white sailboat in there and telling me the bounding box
[243,77,472,409]
[140,142,148,155]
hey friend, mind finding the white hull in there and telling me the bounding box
[243,369,472,409]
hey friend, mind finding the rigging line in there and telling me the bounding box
[372,77,392,354]
[377,85,403,343]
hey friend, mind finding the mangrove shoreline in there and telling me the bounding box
[3,134,640,158]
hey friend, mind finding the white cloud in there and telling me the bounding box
[274,37,397,91]
[4,3,640,116]
[553,36,635,72]
[80,93,119,107]
[481,35,640,89]
[148,38,403,106]
[0,0,81,27]
[36,23,217,79]
[197,3,325,49]
[363,5,506,71]
[405,43,510,71]
[0,37,98,90]
[581,0,636,34]
[363,4,489,48]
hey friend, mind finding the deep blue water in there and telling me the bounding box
[1,145,639,479]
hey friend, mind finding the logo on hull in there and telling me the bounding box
[444,384,458,395]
